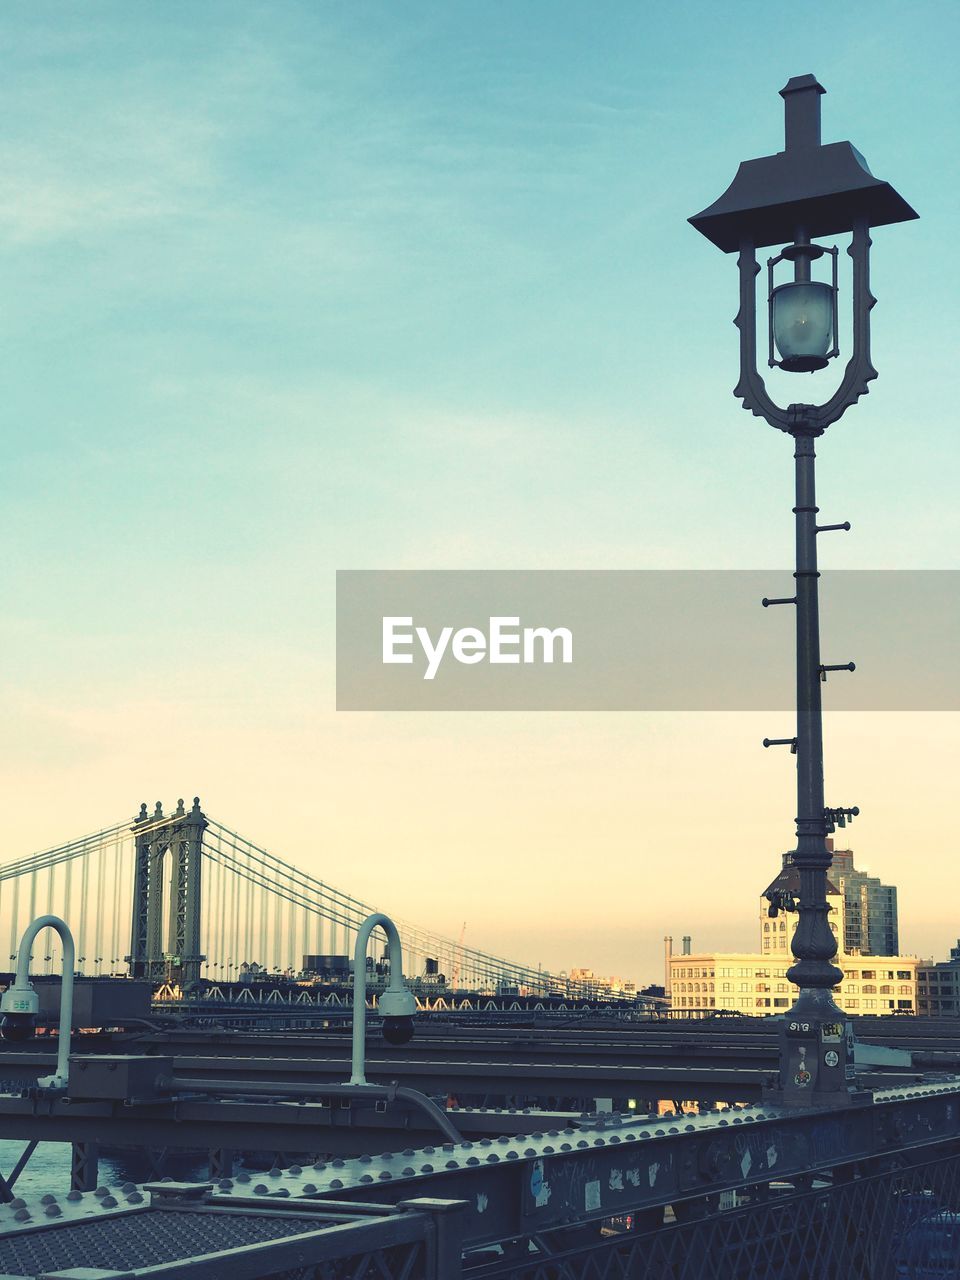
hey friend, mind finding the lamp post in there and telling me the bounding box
[350,912,417,1086]
[0,915,76,1090]
[690,76,916,1106]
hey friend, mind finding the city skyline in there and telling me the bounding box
[1,3,958,984]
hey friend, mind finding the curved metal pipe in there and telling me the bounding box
[10,914,76,1090]
[162,1075,463,1143]
[351,913,408,1087]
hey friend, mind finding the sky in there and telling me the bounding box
[1,1,958,984]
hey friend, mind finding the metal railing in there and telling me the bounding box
[469,1145,960,1279]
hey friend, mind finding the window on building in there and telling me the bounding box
[897,971,911,980]
[865,999,877,1009]
[898,985,911,995]
[774,998,788,1007]
[862,970,875,980]
[897,1000,912,1010]
[880,985,892,995]
[863,985,876,994]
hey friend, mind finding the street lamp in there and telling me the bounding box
[0,915,76,1090]
[690,76,916,1107]
[350,912,417,1086]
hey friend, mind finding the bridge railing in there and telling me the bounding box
[473,1146,960,1279]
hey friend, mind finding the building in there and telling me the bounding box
[789,839,898,956]
[918,942,960,1016]
[669,842,916,1015]
[670,952,918,1016]
[568,968,637,999]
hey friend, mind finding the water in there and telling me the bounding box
[0,1139,208,1200]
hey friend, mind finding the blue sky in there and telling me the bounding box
[1,2,958,979]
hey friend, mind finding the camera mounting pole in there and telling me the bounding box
[350,911,418,1086]
[1,914,76,1090]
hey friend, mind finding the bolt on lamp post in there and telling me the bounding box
[1,915,76,1090]
[690,76,916,1107]
[350,912,417,1086]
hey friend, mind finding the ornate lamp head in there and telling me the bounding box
[690,75,917,435]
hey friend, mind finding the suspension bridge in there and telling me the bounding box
[0,797,597,999]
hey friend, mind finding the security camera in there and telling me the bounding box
[0,985,39,1043]
[379,987,416,1046]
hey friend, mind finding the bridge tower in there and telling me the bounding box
[127,797,207,987]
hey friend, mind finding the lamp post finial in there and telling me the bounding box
[780,74,826,152]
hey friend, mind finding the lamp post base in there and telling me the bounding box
[762,996,871,1108]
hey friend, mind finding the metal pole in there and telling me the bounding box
[110,832,122,973]
[766,430,859,1109]
[351,912,405,1086]
[786,432,843,1010]
[6,915,76,1089]
[79,845,89,975]
[93,842,105,973]
[9,877,19,966]
[259,875,268,975]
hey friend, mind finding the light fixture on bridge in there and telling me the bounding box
[689,75,915,1107]
[690,74,916,431]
